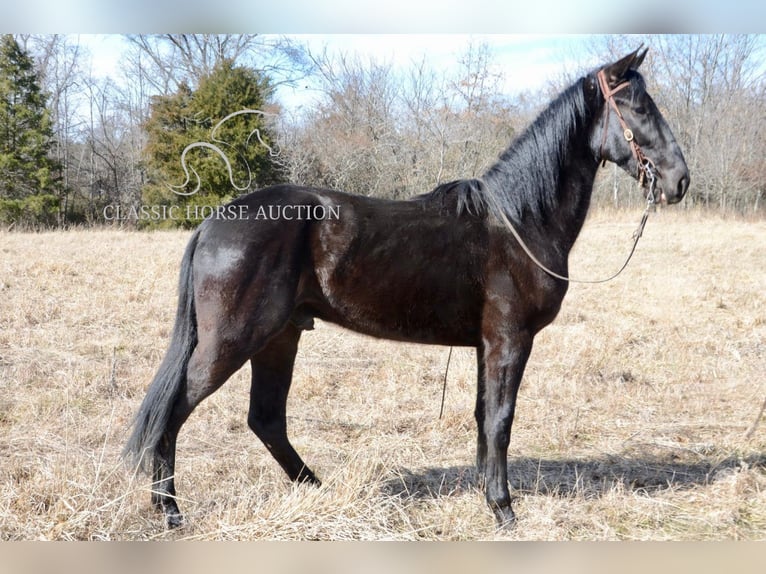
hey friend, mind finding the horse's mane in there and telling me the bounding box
[414,178,488,216]
[417,76,592,225]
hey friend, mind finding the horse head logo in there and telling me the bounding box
[169,109,279,196]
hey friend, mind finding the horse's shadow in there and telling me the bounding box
[382,453,765,500]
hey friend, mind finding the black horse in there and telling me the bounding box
[125,48,690,529]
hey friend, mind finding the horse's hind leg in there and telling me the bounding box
[247,324,319,485]
[153,335,250,527]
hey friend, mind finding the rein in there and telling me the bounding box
[440,68,660,419]
[490,192,655,285]
[486,70,659,285]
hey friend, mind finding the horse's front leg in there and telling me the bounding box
[476,329,533,528]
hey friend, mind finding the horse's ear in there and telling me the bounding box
[632,46,648,70]
[602,46,647,87]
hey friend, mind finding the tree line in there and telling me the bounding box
[0,34,763,229]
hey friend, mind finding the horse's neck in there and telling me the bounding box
[549,150,600,253]
[483,83,600,264]
[503,137,599,267]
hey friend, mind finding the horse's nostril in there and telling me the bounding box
[678,174,690,197]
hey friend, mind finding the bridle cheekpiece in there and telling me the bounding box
[597,69,658,204]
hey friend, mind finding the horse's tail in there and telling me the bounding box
[123,227,201,473]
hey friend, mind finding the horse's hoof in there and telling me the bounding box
[297,469,321,486]
[165,512,184,529]
[492,504,517,530]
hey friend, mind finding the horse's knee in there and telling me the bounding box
[247,410,263,435]
[247,409,282,439]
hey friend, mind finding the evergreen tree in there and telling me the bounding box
[143,59,283,228]
[0,35,61,227]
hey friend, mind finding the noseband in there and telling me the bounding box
[597,70,657,203]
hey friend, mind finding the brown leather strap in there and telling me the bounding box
[596,69,654,180]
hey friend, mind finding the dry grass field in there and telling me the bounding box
[0,210,764,540]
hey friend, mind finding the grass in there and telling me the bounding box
[0,210,764,540]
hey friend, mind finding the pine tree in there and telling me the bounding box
[143,59,283,228]
[0,35,61,227]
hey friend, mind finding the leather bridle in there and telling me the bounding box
[597,69,657,203]
[482,66,664,284]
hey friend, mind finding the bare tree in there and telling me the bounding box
[70,77,144,224]
[21,34,88,223]
[587,34,765,213]
[124,34,312,96]
[280,42,518,201]
[283,50,404,197]
[125,34,253,93]
[650,34,764,212]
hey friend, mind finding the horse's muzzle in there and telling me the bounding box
[660,164,690,205]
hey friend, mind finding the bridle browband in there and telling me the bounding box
[597,69,657,203]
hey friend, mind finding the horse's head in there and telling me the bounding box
[588,48,690,205]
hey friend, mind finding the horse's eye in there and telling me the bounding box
[634,106,647,115]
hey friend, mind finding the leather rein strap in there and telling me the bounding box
[482,69,661,285]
